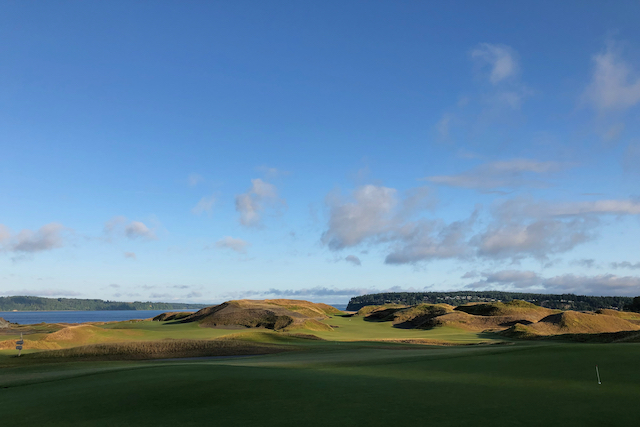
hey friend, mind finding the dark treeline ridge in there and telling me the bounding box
[0,296,210,312]
[346,291,634,312]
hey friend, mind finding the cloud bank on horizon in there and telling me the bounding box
[1,2,640,303]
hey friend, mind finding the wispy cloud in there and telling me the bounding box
[0,223,69,254]
[124,252,137,260]
[345,255,361,266]
[571,258,597,268]
[104,216,157,241]
[125,221,156,240]
[465,270,640,296]
[322,184,474,264]
[425,159,564,192]
[584,41,640,111]
[215,236,250,254]
[471,43,519,84]
[188,173,204,186]
[235,179,284,227]
[222,285,428,301]
[611,261,640,270]
[192,195,216,215]
[0,288,82,297]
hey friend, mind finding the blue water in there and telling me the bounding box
[0,310,195,325]
[0,304,349,325]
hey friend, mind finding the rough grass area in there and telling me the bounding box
[25,338,293,361]
[355,304,407,317]
[152,312,193,321]
[454,300,552,316]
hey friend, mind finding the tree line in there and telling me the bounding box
[0,296,210,311]
[346,291,636,311]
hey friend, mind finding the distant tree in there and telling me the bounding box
[624,296,640,313]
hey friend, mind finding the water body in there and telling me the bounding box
[0,309,194,325]
[0,304,349,325]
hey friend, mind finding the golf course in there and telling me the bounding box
[2,299,640,426]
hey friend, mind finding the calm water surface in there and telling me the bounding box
[0,310,195,325]
[0,304,348,325]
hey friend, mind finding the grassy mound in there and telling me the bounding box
[455,300,549,317]
[595,309,640,321]
[173,299,337,331]
[355,304,407,317]
[262,299,342,316]
[25,338,293,361]
[152,312,193,321]
[499,323,540,339]
[389,304,454,328]
[530,311,640,335]
[178,302,296,330]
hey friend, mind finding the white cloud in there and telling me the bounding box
[0,288,82,297]
[471,43,519,84]
[499,199,640,217]
[124,252,136,260]
[584,42,640,111]
[0,223,68,253]
[322,184,474,264]
[192,195,216,215]
[322,185,398,249]
[223,285,428,300]
[215,236,250,254]
[472,197,640,261]
[235,178,283,227]
[345,255,361,266]
[474,217,595,260]
[125,221,156,240]
[385,211,478,264]
[425,159,564,192]
[104,217,157,241]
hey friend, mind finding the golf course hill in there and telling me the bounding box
[355,300,640,337]
[154,299,342,331]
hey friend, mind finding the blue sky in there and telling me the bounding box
[2,1,640,304]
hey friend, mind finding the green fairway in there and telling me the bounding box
[312,313,493,342]
[2,341,639,426]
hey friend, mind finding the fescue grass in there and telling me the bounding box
[24,338,293,361]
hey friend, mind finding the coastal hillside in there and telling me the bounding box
[0,296,209,312]
[347,291,633,311]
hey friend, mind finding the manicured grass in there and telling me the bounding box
[2,341,639,426]
[312,313,493,342]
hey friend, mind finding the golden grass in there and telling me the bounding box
[355,304,407,317]
[529,311,640,335]
[25,338,294,361]
[0,339,61,350]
